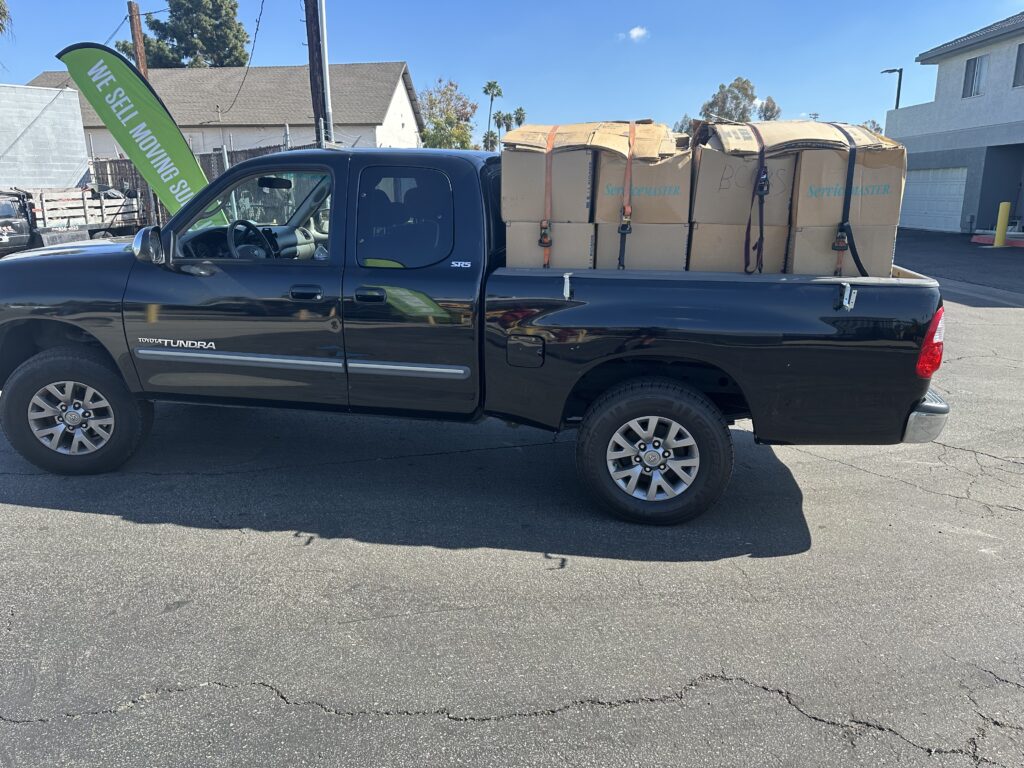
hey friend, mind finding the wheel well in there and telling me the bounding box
[562,358,751,426]
[0,320,117,389]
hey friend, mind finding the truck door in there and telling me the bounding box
[123,158,348,406]
[341,155,485,416]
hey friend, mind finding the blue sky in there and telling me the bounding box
[0,0,1018,140]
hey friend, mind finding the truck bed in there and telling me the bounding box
[482,266,941,444]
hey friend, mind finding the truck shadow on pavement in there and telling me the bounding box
[0,404,811,562]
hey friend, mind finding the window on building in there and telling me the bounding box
[962,54,989,97]
[356,166,454,269]
[1014,44,1024,88]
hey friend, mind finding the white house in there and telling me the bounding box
[29,61,424,159]
[885,12,1024,232]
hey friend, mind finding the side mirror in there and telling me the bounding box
[132,226,166,265]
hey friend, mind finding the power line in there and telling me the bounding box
[221,0,266,116]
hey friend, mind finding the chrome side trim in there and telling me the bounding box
[347,361,471,380]
[135,348,345,372]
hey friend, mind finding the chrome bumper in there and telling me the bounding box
[903,389,949,443]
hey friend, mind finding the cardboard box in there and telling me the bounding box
[706,120,895,155]
[595,224,688,270]
[691,147,795,227]
[502,121,674,160]
[687,223,789,274]
[788,225,896,277]
[790,147,906,228]
[594,151,691,224]
[505,222,595,269]
[501,148,594,223]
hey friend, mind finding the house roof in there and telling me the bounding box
[28,61,424,134]
[917,12,1024,63]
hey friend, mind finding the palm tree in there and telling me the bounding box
[502,113,514,134]
[482,130,498,152]
[492,110,506,141]
[513,106,526,127]
[0,0,11,36]
[482,80,503,134]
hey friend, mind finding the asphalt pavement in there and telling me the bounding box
[1,232,1022,767]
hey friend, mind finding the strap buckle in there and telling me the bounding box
[538,222,552,248]
[618,208,632,236]
[832,229,849,252]
[755,166,770,198]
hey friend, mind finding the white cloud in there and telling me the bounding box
[628,25,649,42]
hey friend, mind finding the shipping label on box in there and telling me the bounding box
[791,147,906,228]
[594,152,691,224]
[501,148,594,223]
[788,225,896,277]
[687,223,789,274]
[595,224,688,270]
[691,147,795,227]
[505,222,595,269]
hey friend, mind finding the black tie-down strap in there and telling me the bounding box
[743,123,769,274]
[829,123,869,278]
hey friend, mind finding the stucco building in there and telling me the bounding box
[885,12,1024,232]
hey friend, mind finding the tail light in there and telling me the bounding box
[916,306,945,378]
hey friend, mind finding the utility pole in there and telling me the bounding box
[127,1,149,78]
[303,0,325,145]
[318,0,334,142]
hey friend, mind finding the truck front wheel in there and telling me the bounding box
[576,379,734,525]
[1,347,150,475]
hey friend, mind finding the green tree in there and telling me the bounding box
[419,78,478,149]
[861,118,883,134]
[116,0,250,68]
[482,130,498,152]
[699,77,780,123]
[492,110,506,140]
[482,80,502,134]
[672,113,695,133]
[502,112,514,133]
[757,96,781,121]
[513,106,526,127]
[0,0,11,36]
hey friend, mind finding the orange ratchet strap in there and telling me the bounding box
[538,124,559,268]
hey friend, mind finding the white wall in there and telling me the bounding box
[0,85,90,188]
[86,122,382,159]
[886,35,1024,141]
[374,80,422,148]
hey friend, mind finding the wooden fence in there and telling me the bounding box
[27,188,143,230]
[91,143,320,227]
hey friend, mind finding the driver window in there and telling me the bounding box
[178,170,332,262]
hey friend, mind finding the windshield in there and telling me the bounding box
[0,200,19,218]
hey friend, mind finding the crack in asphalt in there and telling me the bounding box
[933,442,1024,468]
[0,673,1015,765]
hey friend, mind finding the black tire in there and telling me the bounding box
[576,378,734,525]
[0,346,148,475]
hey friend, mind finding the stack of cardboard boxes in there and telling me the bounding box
[502,122,691,269]
[500,119,906,277]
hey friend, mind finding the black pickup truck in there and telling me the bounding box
[0,149,948,524]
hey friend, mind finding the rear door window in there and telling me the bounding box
[356,167,454,269]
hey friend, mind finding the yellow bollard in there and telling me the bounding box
[993,201,1011,247]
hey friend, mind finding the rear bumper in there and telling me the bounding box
[902,389,949,443]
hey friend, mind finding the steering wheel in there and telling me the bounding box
[227,219,275,260]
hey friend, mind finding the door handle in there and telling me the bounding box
[354,286,387,303]
[289,284,324,301]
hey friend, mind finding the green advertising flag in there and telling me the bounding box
[58,43,209,214]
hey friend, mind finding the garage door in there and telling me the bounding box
[899,167,967,232]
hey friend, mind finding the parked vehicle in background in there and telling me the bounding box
[0,149,949,525]
[0,187,144,257]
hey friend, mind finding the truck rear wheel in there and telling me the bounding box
[576,379,734,525]
[1,347,149,475]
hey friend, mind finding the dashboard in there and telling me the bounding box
[180,224,320,261]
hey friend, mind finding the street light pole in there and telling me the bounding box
[882,68,903,110]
